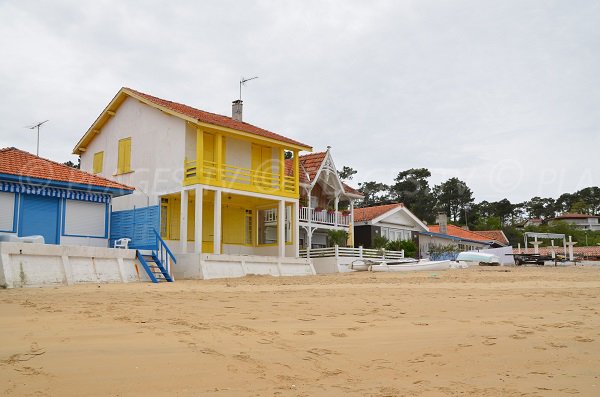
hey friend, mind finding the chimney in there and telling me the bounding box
[232,100,243,122]
[436,212,448,234]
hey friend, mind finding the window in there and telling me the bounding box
[117,137,132,174]
[285,205,292,243]
[245,210,253,245]
[64,200,106,237]
[0,192,15,232]
[257,207,277,244]
[93,151,104,174]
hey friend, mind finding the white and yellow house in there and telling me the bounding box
[73,87,315,279]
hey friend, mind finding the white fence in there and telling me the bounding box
[300,245,404,259]
[299,207,351,227]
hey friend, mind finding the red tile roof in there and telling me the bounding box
[298,152,327,180]
[354,203,404,222]
[428,225,497,242]
[474,230,509,245]
[554,213,600,219]
[284,152,361,195]
[125,88,310,149]
[0,147,134,191]
[513,246,600,259]
[342,182,361,196]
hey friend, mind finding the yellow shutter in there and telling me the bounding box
[261,146,272,174]
[117,137,132,174]
[203,133,215,162]
[93,151,103,174]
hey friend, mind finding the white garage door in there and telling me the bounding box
[64,199,106,237]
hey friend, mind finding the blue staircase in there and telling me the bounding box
[135,230,176,283]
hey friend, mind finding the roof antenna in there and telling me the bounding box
[25,120,49,156]
[239,76,258,100]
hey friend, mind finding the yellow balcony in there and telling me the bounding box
[184,159,298,198]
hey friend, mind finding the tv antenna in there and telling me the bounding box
[25,120,49,156]
[239,76,258,100]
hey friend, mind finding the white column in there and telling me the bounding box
[567,235,577,261]
[294,200,300,258]
[350,200,355,247]
[213,189,222,255]
[180,189,188,253]
[278,199,286,258]
[194,186,203,253]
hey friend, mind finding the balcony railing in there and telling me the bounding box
[184,159,297,197]
[299,206,351,227]
[299,245,404,259]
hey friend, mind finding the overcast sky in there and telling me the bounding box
[0,0,598,203]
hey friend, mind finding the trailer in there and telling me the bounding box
[507,253,565,266]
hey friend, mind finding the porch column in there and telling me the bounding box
[194,186,203,253]
[180,189,188,253]
[350,200,355,247]
[334,196,339,227]
[294,200,300,257]
[213,189,222,255]
[278,199,285,258]
[306,187,312,257]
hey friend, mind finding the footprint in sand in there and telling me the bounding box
[482,337,497,346]
[295,330,315,336]
[307,347,336,356]
[510,334,527,340]
[574,336,594,343]
[547,342,567,348]
[331,332,347,338]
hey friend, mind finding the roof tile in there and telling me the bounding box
[0,147,134,191]
[126,88,310,148]
[354,203,404,222]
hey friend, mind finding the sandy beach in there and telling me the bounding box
[1,266,599,397]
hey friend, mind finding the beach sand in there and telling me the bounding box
[1,265,599,396]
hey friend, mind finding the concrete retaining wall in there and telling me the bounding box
[173,253,315,280]
[0,242,142,288]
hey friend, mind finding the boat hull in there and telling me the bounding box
[370,260,451,272]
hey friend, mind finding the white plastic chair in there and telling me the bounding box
[114,238,131,249]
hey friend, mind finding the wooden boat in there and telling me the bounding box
[349,259,378,271]
[370,260,451,272]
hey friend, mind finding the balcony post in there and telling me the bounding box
[215,133,223,182]
[334,196,339,227]
[196,128,203,180]
[293,150,299,195]
[279,147,285,192]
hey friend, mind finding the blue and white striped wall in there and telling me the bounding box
[0,182,111,247]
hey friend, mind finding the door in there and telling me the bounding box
[19,194,60,244]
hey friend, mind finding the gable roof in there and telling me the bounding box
[354,203,428,231]
[475,230,510,246]
[354,203,404,222]
[74,87,312,155]
[554,213,600,220]
[284,151,362,197]
[299,152,327,180]
[0,147,134,195]
[427,225,507,245]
